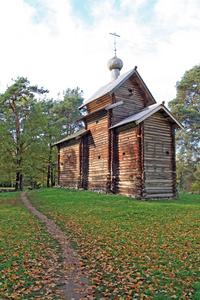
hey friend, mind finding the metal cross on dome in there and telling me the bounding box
[109,32,120,57]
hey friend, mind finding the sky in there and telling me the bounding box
[0,0,200,106]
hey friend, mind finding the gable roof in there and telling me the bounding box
[110,103,183,130]
[79,68,156,109]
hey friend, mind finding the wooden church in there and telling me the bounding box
[53,53,183,200]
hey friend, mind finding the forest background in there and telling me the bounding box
[0,65,199,193]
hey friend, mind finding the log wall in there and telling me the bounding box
[86,94,112,114]
[112,78,146,125]
[59,139,80,188]
[143,112,175,198]
[114,126,141,197]
[86,110,109,191]
[79,135,89,189]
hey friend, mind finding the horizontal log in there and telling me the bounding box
[145,188,173,192]
[144,137,172,144]
[144,150,172,155]
[146,193,174,198]
[144,158,171,163]
[146,189,173,194]
[144,174,172,179]
[144,166,171,170]
[87,95,112,113]
[145,181,173,186]
[144,156,171,161]
[118,184,136,188]
[145,179,172,183]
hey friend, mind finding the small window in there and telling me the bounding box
[96,120,99,124]
[98,156,101,159]
[128,89,134,96]
[166,151,169,155]
[123,152,126,156]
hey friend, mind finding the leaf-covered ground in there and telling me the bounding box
[28,189,200,300]
[0,192,63,299]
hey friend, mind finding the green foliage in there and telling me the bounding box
[25,88,85,188]
[0,192,63,299]
[191,164,200,194]
[28,99,60,188]
[52,87,85,136]
[169,65,200,192]
[0,79,85,189]
[0,77,48,190]
[29,188,200,299]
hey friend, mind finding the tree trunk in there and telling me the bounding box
[50,147,54,187]
[19,144,23,191]
[15,145,23,191]
[47,165,50,188]
[47,145,53,188]
[50,164,54,187]
[15,169,20,191]
[13,100,23,191]
[20,173,23,191]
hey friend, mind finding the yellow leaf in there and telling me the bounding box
[4,282,7,289]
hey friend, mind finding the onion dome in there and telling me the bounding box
[107,56,123,81]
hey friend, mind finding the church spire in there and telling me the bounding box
[107,32,123,81]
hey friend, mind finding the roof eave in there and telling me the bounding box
[134,69,156,104]
[109,104,183,130]
[51,129,90,147]
[157,105,184,129]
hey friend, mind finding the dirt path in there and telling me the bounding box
[20,191,94,300]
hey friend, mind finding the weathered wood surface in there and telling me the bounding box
[59,140,80,188]
[86,94,112,114]
[112,78,145,125]
[86,110,108,191]
[143,112,175,198]
[56,72,178,200]
[115,127,140,196]
[79,135,89,189]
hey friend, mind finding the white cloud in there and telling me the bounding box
[155,0,200,29]
[0,0,199,106]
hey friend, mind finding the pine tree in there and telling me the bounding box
[0,77,48,190]
[169,65,200,192]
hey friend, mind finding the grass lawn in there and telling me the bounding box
[27,188,200,300]
[0,192,63,299]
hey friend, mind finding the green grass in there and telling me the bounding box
[27,188,200,299]
[0,192,63,299]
